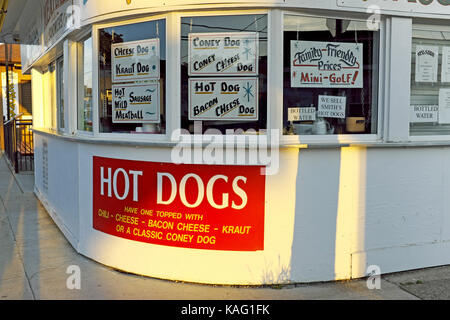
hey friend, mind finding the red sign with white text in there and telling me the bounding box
[93,156,266,251]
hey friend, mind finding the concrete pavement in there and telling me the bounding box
[0,153,445,300]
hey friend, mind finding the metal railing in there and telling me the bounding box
[3,116,34,173]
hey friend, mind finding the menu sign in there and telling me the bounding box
[288,107,316,122]
[112,39,160,82]
[112,83,160,123]
[291,40,363,88]
[188,78,258,121]
[415,45,439,83]
[93,156,265,251]
[317,95,346,119]
[188,32,259,76]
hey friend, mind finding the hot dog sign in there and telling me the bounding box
[291,40,363,88]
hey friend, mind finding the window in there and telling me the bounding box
[78,36,93,132]
[181,14,268,134]
[43,62,57,131]
[410,25,450,136]
[56,56,65,131]
[98,19,166,134]
[283,15,379,136]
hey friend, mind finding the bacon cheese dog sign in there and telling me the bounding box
[189,78,258,121]
[93,157,265,251]
[189,32,259,76]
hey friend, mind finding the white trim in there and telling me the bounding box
[167,12,181,141]
[92,13,169,138]
[92,28,100,136]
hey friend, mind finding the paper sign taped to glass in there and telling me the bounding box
[112,38,160,82]
[415,45,439,83]
[188,78,258,121]
[188,32,259,76]
[410,105,438,123]
[112,83,160,123]
[291,40,363,88]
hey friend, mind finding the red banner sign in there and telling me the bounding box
[93,156,266,251]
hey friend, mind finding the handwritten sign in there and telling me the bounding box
[439,88,450,124]
[188,32,259,76]
[288,107,316,121]
[189,78,258,121]
[112,39,160,82]
[317,95,346,119]
[410,105,438,123]
[415,45,439,83]
[291,40,363,88]
[112,83,160,123]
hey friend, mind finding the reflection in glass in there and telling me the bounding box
[283,15,379,135]
[78,37,93,132]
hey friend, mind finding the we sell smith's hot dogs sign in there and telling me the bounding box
[291,41,363,88]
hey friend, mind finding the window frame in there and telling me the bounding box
[76,34,94,135]
[409,21,450,141]
[278,10,385,145]
[177,9,270,137]
[56,55,65,133]
[92,13,170,141]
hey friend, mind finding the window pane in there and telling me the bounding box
[283,15,379,135]
[181,14,268,134]
[98,19,166,134]
[47,62,57,131]
[57,57,64,130]
[410,27,450,136]
[78,37,93,132]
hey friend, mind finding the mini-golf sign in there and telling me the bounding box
[291,40,363,88]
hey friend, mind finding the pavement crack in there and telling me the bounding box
[383,277,423,300]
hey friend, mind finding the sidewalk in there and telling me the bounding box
[0,153,442,300]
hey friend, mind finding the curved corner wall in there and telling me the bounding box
[33,132,450,285]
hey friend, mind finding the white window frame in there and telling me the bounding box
[409,21,450,142]
[278,10,386,145]
[75,32,95,136]
[56,55,65,133]
[91,13,170,142]
[176,9,272,144]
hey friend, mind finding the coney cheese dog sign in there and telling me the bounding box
[189,32,259,76]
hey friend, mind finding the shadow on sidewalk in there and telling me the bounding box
[0,154,39,299]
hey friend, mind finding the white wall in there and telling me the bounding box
[33,133,450,284]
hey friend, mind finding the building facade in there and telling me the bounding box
[1,0,450,284]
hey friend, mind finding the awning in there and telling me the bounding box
[0,0,37,43]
